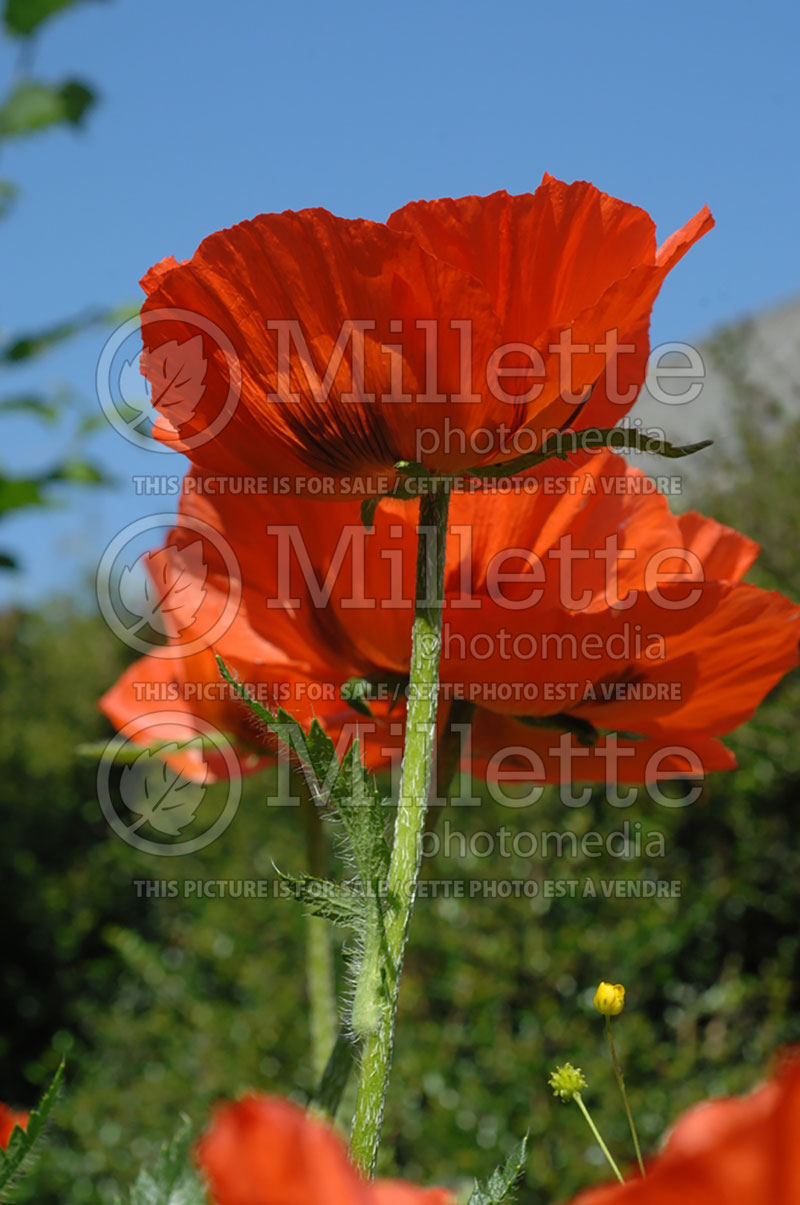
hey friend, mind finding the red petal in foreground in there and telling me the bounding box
[196,1095,451,1205]
[572,1051,800,1204]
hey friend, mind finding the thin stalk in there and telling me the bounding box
[573,1093,625,1184]
[349,483,451,1176]
[605,1016,645,1177]
[314,1029,358,1120]
[301,783,338,1083]
[305,914,337,1082]
[423,698,476,839]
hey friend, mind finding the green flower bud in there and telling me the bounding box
[548,1063,588,1102]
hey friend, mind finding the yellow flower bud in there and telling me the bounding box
[593,981,625,1016]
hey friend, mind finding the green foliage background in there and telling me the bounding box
[1,382,799,1201]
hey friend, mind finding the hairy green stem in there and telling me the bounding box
[605,1016,645,1176]
[349,483,451,1176]
[313,711,466,1122]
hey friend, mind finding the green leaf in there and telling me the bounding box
[340,673,408,717]
[393,431,712,488]
[335,742,390,888]
[0,78,96,139]
[0,394,60,422]
[276,871,366,928]
[127,1115,205,1205]
[4,0,101,37]
[46,458,110,485]
[76,732,238,765]
[304,718,339,786]
[0,179,18,219]
[77,412,109,435]
[0,1060,64,1199]
[56,79,94,122]
[468,1134,529,1205]
[516,713,599,747]
[0,475,46,515]
[465,429,713,480]
[216,658,329,786]
[394,459,431,478]
[0,462,108,518]
[0,550,17,570]
[0,307,113,363]
[360,495,381,529]
[340,677,375,718]
[216,657,390,892]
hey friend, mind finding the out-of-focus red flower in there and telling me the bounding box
[0,1103,28,1148]
[99,451,799,788]
[570,1051,800,1203]
[196,1094,452,1205]
[137,177,712,486]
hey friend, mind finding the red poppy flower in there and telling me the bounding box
[99,450,798,789]
[0,1103,28,1149]
[98,483,403,783]
[569,1051,800,1203]
[195,1094,452,1205]
[137,177,712,485]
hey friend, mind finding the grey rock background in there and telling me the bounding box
[627,297,800,495]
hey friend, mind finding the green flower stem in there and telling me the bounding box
[349,483,451,1177]
[425,698,475,828]
[305,913,337,1082]
[573,1093,625,1185]
[301,782,338,1083]
[314,1028,358,1119]
[605,1015,646,1177]
[313,711,467,1123]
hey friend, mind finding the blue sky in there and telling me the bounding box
[2,0,799,603]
